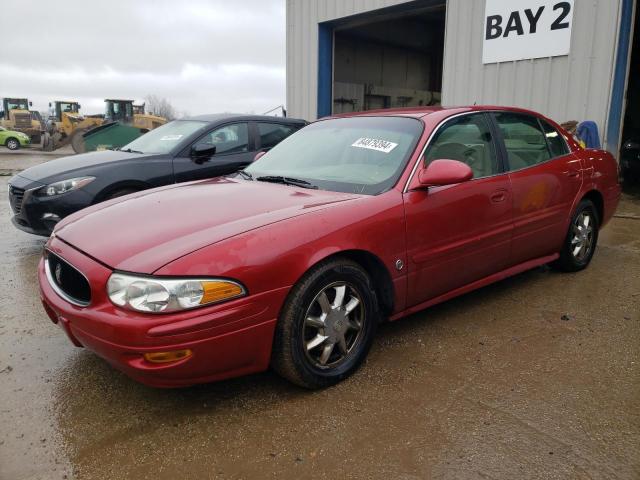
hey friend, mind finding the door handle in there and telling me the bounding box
[490,190,507,203]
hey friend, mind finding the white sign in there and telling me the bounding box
[483,0,574,64]
[351,137,398,153]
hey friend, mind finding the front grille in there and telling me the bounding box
[8,185,25,214]
[14,113,32,129]
[46,252,91,306]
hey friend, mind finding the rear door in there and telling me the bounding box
[172,122,255,183]
[404,112,513,306]
[491,112,582,265]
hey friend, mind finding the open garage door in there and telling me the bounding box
[620,1,640,186]
[331,3,446,115]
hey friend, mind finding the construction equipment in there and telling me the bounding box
[43,101,104,151]
[0,97,43,144]
[71,99,167,153]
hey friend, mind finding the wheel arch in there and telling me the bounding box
[581,189,604,224]
[93,180,151,204]
[299,249,395,318]
[5,136,18,146]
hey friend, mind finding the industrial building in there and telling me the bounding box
[286,0,639,155]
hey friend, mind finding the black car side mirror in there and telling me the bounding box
[191,144,216,163]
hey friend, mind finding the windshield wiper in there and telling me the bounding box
[119,148,144,154]
[256,175,318,189]
[237,170,253,180]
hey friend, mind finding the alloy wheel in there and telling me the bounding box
[571,211,594,261]
[302,282,364,368]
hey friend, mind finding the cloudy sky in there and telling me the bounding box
[3,0,286,117]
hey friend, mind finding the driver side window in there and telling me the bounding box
[424,113,499,179]
[193,123,249,155]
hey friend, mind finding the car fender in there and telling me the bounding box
[154,190,409,314]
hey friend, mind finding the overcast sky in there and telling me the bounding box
[3,0,286,117]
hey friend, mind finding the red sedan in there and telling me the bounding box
[39,106,621,389]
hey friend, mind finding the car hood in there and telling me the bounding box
[55,178,361,273]
[17,150,158,183]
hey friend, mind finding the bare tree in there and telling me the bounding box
[144,94,177,120]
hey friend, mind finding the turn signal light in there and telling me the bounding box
[201,281,244,304]
[144,349,192,364]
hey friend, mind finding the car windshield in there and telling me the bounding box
[120,120,207,154]
[7,99,29,110]
[244,116,423,195]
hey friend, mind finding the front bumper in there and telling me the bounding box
[38,237,287,387]
[8,174,93,236]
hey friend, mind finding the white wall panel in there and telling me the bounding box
[442,0,622,140]
[287,0,623,144]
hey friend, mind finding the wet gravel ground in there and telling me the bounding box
[0,158,639,479]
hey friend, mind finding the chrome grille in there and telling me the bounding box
[8,185,25,214]
[45,252,91,306]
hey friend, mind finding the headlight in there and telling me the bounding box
[107,273,246,313]
[38,176,95,196]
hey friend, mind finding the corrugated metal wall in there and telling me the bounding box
[442,0,623,139]
[287,0,623,140]
[286,0,410,121]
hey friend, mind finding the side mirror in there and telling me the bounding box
[254,151,267,161]
[29,101,33,107]
[191,144,216,163]
[417,159,473,187]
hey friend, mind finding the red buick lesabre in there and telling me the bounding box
[39,106,621,389]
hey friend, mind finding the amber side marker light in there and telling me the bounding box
[144,349,193,364]
[201,281,244,304]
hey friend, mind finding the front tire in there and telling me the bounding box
[271,258,379,389]
[6,138,20,150]
[553,199,599,272]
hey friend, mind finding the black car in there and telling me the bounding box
[8,114,306,236]
[621,139,640,183]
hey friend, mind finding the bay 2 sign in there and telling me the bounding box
[483,0,574,64]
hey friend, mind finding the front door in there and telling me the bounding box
[172,122,255,183]
[404,112,513,306]
[491,112,583,265]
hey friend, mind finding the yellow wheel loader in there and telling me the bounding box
[43,101,104,151]
[0,97,44,145]
[71,99,167,153]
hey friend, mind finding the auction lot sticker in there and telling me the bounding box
[351,137,398,153]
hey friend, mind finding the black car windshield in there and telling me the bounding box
[121,120,207,154]
[244,116,423,195]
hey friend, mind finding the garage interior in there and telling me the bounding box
[621,0,640,184]
[331,3,446,114]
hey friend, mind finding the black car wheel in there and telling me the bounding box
[553,199,599,272]
[271,258,379,389]
[6,138,20,150]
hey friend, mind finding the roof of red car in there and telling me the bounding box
[331,105,544,119]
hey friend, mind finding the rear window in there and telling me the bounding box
[494,112,551,170]
[540,119,570,158]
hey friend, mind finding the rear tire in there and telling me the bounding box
[271,258,379,389]
[552,199,599,272]
[6,138,20,150]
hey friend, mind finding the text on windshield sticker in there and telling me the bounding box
[160,134,183,141]
[351,137,398,153]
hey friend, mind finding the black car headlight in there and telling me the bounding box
[37,176,95,197]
